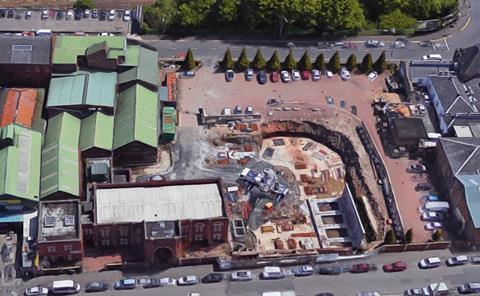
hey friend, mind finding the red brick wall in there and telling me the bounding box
[38,240,83,265]
[180,218,228,244]
[92,223,144,248]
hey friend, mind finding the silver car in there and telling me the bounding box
[231,270,253,281]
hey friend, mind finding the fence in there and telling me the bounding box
[379,241,450,253]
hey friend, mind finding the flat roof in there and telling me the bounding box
[38,199,80,242]
[53,36,126,64]
[95,183,223,224]
[0,36,51,65]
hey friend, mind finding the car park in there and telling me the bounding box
[177,276,198,286]
[270,71,279,82]
[25,286,49,296]
[312,69,321,81]
[291,265,314,276]
[418,257,441,269]
[84,282,108,293]
[318,266,343,275]
[245,69,254,81]
[367,71,378,81]
[202,273,224,283]
[382,261,407,272]
[421,211,444,222]
[225,70,235,82]
[408,164,426,173]
[261,266,285,279]
[301,70,311,80]
[108,9,115,21]
[123,10,131,21]
[231,270,253,281]
[159,277,176,286]
[340,68,351,80]
[291,70,301,81]
[458,282,480,294]
[415,183,432,191]
[446,255,469,266]
[257,70,267,84]
[424,222,442,231]
[50,280,81,295]
[280,71,291,82]
[113,278,136,290]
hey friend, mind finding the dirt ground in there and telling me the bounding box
[177,67,431,243]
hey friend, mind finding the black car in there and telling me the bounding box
[85,282,108,293]
[351,105,357,115]
[0,10,6,18]
[415,183,432,191]
[91,9,98,18]
[257,70,267,85]
[99,10,107,21]
[137,278,162,288]
[56,11,65,20]
[202,273,224,284]
[318,266,343,275]
[74,10,82,20]
[7,10,14,18]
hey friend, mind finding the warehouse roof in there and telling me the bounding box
[47,71,117,108]
[0,124,42,201]
[118,46,158,88]
[0,88,37,128]
[0,36,51,65]
[40,113,81,198]
[95,183,223,224]
[438,137,480,176]
[113,84,158,149]
[53,36,126,64]
[457,175,480,228]
[79,112,114,151]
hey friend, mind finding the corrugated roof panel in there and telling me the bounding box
[53,36,126,64]
[85,72,117,107]
[123,45,140,66]
[0,89,19,127]
[79,112,114,151]
[47,75,86,107]
[14,89,37,128]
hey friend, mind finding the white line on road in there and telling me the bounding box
[169,47,177,50]
[444,38,450,51]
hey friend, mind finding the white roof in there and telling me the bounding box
[95,183,223,224]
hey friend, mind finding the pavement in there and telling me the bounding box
[5,248,480,296]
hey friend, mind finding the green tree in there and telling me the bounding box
[314,53,326,70]
[283,49,297,71]
[236,48,250,71]
[215,0,241,23]
[328,51,341,73]
[220,48,235,71]
[361,0,409,20]
[252,48,267,70]
[405,228,413,244]
[73,0,94,9]
[183,48,196,70]
[178,0,215,28]
[407,0,458,20]
[374,51,388,73]
[346,54,357,71]
[267,50,281,71]
[361,53,373,73]
[143,0,177,33]
[385,229,397,244]
[298,49,312,71]
[379,9,417,30]
[319,0,366,33]
[432,229,444,241]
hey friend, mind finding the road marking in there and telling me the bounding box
[444,38,449,51]
[191,47,198,50]
[169,47,177,50]
[460,16,471,32]
[432,42,436,50]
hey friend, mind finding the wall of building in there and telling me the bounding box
[0,64,51,88]
[423,78,448,134]
[113,142,158,166]
[180,218,229,244]
[37,240,83,266]
[86,51,118,71]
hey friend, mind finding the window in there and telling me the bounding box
[194,223,205,233]
[47,246,56,253]
[84,228,93,235]
[213,222,224,232]
[118,227,129,237]
[100,228,111,237]
[213,233,223,241]
[64,245,72,252]
[194,233,203,241]
[50,255,56,262]
[101,239,111,246]
[119,238,129,245]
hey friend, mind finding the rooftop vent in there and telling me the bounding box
[44,216,56,228]
[64,215,75,226]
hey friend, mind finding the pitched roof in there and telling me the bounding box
[162,106,176,134]
[0,36,51,65]
[117,47,159,88]
[53,36,126,64]
[439,137,480,176]
[454,44,480,83]
[40,113,81,198]
[457,175,480,228]
[429,75,479,115]
[85,41,107,56]
[79,112,114,151]
[47,71,117,108]
[113,84,158,149]
[0,124,42,201]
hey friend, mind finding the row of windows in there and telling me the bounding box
[47,245,73,253]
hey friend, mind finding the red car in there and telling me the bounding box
[301,70,310,80]
[350,263,373,273]
[270,71,279,82]
[382,261,407,272]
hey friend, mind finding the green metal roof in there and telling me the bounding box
[86,41,107,56]
[0,124,42,201]
[40,112,81,198]
[118,47,159,87]
[162,106,176,134]
[53,36,126,64]
[47,72,117,108]
[457,175,480,228]
[123,45,140,66]
[113,84,158,149]
[79,112,114,151]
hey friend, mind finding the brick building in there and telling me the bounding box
[82,179,229,265]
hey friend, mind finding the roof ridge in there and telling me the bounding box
[455,146,480,176]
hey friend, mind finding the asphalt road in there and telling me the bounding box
[6,249,480,296]
[142,0,479,66]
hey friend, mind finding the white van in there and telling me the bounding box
[261,266,285,279]
[36,29,52,37]
[422,201,450,212]
[51,280,80,295]
[422,54,442,61]
[423,282,449,295]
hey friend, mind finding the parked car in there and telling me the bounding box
[471,256,480,264]
[312,69,321,81]
[108,9,115,21]
[422,54,442,61]
[301,70,311,80]
[231,270,253,281]
[418,257,441,269]
[318,266,343,275]
[123,10,131,21]
[325,96,334,105]
[404,288,425,296]
[91,9,98,18]
[245,105,253,114]
[234,105,242,114]
[257,70,267,84]
[56,11,65,20]
[422,282,449,296]
[356,292,380,296]
[421,211,444,222]
[50,280,81,295]
[291,70,301,81]
[177,276,198,286]
[202,273,224,283]
[83,9,90,18]
[350,263,374,273]
[424,222,442,231]
[408,164,426,173]
[74,10,82,20]
[351,105,357,115]
[261,266,285,279]
[458,282,480,294]
[137,278,162,288]
[446,255,469,266]
[325,70,334,78]
[291,265,314,276]
[66,9,74,20]
[25,10,32,19]
[225,70,235,82]
[99,10,107,21]
[340,68,351,80]
[25,286,49,296]
[314,293,334,296]
[365,40,385,47]
[383,261,407,272]
[415,183,432,191]
[159,277,176,286]
[85,282,108,293]
[423,195,440,202]
[280,71,291,82]
[114,279,136,290]
[41,10,48,20]
[368,71,378,81]
[245,68,254,81]
[418,104,427,114]
[340,100,346,108]
[270,71,279,82]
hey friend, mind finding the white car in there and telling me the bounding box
[231,270,253,281]
[280,71,291,82]
[418,104,427,114]
[340,68,351,80]
[418,257,441,269]
[446,255,469,266]
[291,70,301,81]
[421,211,443,222]
[67,10,74,19]
[424,222,442,231]
[261,266,285,279]
[325,70,333,78]
[41,10,49,20]
[160,277,176,286]
[84,9,90,17]
[367,71,378,81]
[177,275,198,286]
[123,10,131,22]
[312,69,321,81]
[25,286,49,296]
[108,9,115,21]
